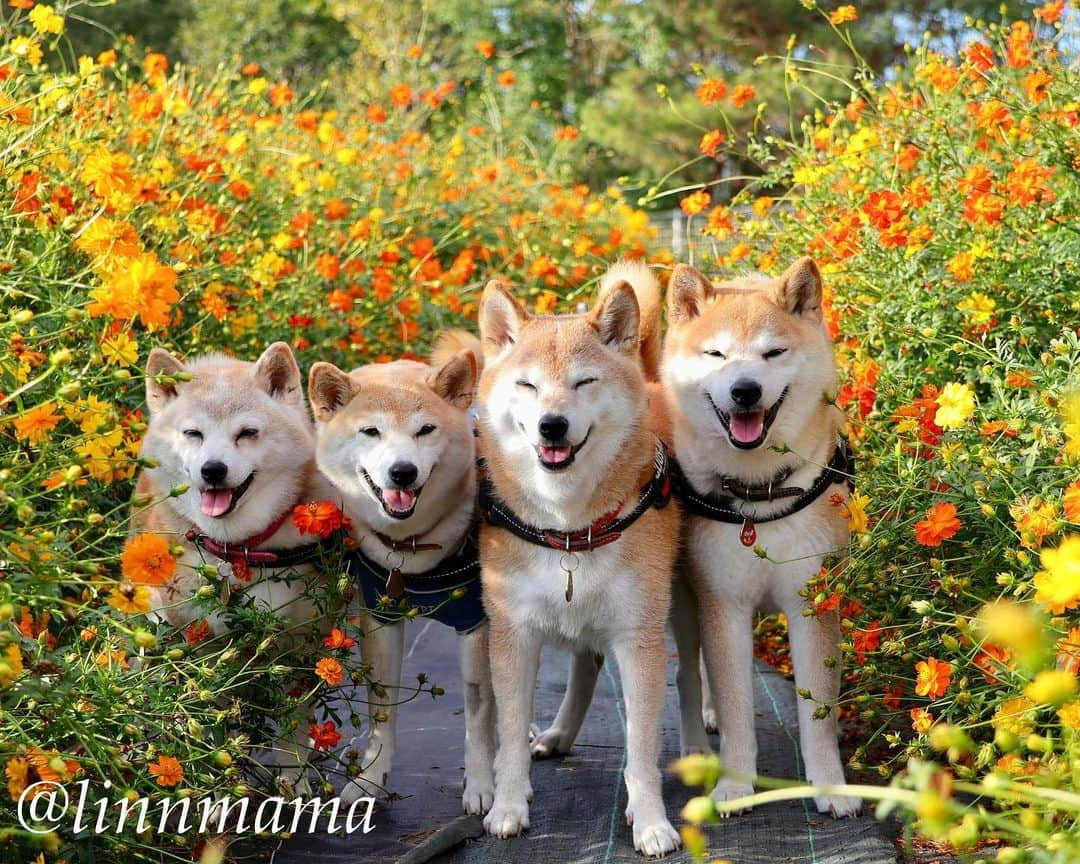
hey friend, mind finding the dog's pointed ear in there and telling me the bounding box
[773,257,823,320]
[429,349,477,409]
[145,347,185,414]
[308,362,355,422]
[479,281,529,360]
[589,280,640,356]
[253,342,303,402]
[668,264,713,323]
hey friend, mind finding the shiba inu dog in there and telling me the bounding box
[134,342,340,785]
[661,258,861,817]
[474,261,683,857]
[308,349,496,815]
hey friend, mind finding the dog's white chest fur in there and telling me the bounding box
[690,495,847,609]
[502,544,639,651]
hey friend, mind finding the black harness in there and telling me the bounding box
[668,438,855,546]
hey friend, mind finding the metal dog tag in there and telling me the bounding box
[740,517,757,547]
[386,568,405,598]
[564,569,574,603]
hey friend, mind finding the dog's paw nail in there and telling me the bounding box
[530,726,573,759]
[483,802,530,838]
[633,820,681,858]
[815,794,862,818]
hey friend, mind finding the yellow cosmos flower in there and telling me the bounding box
[843,490,871,534]
[1025,669,1078,707]
[934,382,975,429]
[29,4,65,35]
[1057,701,1080,730]
[991,696,1036,735]
[1034,536,1080,613]
[0,644,24,687]
[107,582,151,615]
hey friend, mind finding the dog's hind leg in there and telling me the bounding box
[780,600,862,818]
[612,629,681,857]
[530,648,602,759]
[670,578,711,756]
[458,623,496,815]
[341,615,405,806]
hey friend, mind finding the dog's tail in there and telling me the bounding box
[599,259,662,381]
[431,329,484,373]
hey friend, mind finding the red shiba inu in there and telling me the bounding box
[474,261,683,857]
[661,258,861,817]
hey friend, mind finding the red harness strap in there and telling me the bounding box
[186,508,293,580]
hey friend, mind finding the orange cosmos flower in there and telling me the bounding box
[1005,21,1033,69]
[910,708,934,734]
[121,533,176,586]
[862,189,904,230]
[497,70,516,87]
[323,628,356,649]
[554,125,579,141]
[9,0,35,9]
[680,190,710,216]
[241,62,260,76]
[1004,158,1054,207]
[406,44,423,59]
[475,40,495,59]
[390,84,413,107]
[148,755,183,787]
[730,83,756,108]
[185,619,211,645]
[1057,627,1080,675]
[1037,0,1064,24]
[829,5,858,25]
[965,41,994,72]
[963,192,1004,226]
[1062,482,1080,523]
[292,500,347,538]
[974,644,1013,683]
[1023,69,1053,103]
[315,253,340,280]
[310,721,341,751]
[695,78,727,105]
[367,102,387,123]
[914,657,951,700]
[914,502,961,547]
[12,402,61,444]
[87,252,179,330]
[315,657,344,686]
[143,52,168,84]
[699,129,725,157]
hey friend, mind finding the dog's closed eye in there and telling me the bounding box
[416,424,437,437]
[763,348,788,360]
[183,428,203,440]
[703,349,726,359]
[359,426,380,438]
[573,377,598,390]
[515,379,536,391]
[236,427,259,441]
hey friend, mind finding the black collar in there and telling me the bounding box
[349,531,480,594]
[479,440,673,552]
[669,438,854,545]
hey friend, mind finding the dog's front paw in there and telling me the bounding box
[631,817,681,858]
[483,798,530,837]
[701,706,718,734]
[530,724,575,759]
[340,771,388,806]
[814,792,862,818]
[710,778,755,816]
[462,771,495,815]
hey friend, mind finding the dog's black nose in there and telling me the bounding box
[538,414,569,442]
[201,460,228,485]
[388,461,418,488]
[730,379,762,409]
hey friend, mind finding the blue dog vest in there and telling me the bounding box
[349,535,485,634]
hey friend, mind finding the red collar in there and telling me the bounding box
[186,507,293,565]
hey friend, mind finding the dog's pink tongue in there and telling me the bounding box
[201,489,234,517]
[730,411,765,444]
[540,445,572,464]
[383,488,416,511]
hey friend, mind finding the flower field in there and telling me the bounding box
[0,3,657,861]
[3,0,1080,861]
[667,4,1080,861]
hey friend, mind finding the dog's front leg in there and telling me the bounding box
[669,578,711,756]
[611,630,680,857]
[531,648,602,758]
[483,621,541,838]
[458,623,496,815]
[698,591,757,810]
[781,601,862,817]
[342,616,405,805]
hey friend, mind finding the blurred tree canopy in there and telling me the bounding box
[66,0,1025,197]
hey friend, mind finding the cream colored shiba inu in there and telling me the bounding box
[134,342,340,785]
[661,258,861,817]
[308,349,496,815]
[474,261,683,857]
